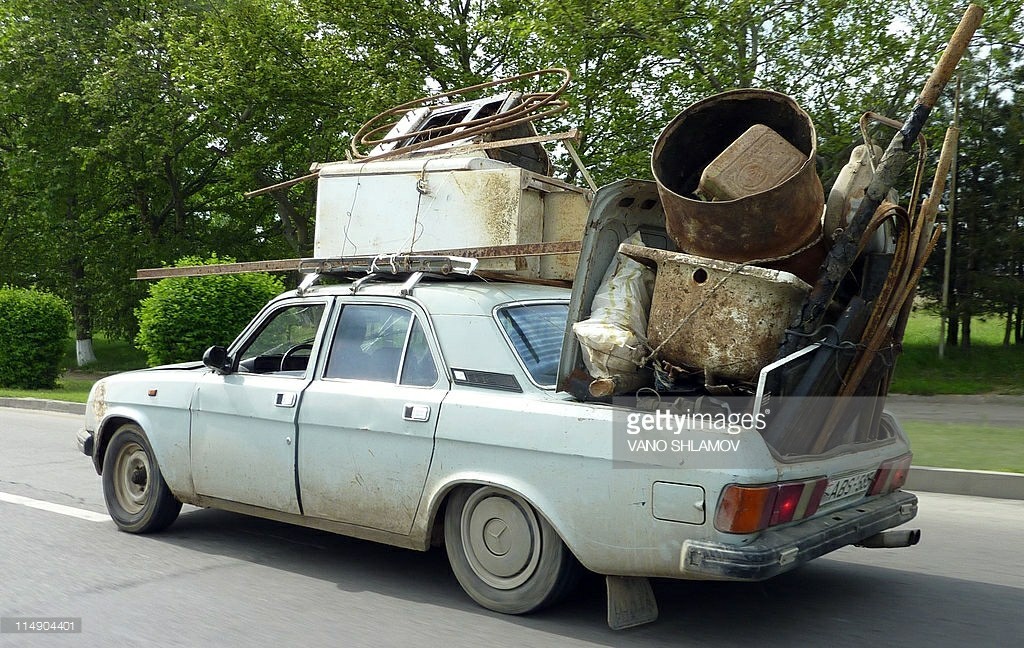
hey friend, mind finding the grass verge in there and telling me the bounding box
[890,311,1024,395]
[0,378,95,403]
[0,334,146,403]
[904,421,1024,474]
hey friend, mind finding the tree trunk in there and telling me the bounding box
[961,310,971,352]
[1004,305,1013,346]
[69,257,96,366]
[1016,301,1023,344]
[945,308,959,347]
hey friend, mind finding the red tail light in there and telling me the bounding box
[869,453,913,496]
[716,477,828,534]
[769,483,805,526]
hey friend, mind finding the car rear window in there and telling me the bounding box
[496,303,568,387]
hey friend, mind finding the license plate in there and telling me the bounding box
[820,469,875,506]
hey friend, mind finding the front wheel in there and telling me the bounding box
[444,486,579,614]
[101,423,182,533]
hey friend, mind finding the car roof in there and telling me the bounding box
[278,278,570,316]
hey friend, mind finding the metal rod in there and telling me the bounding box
[359,128,580,164]
[135,241,584,280]
[564,140,598,193]
[135,259,304,280]
[939,75,962,358]
[243,172,319,199]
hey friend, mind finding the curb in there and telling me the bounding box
[907,466,1024,501]
[0,397,86,415]
[3,397,1023,500]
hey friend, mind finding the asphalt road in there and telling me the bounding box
[885,394,1024,428]
[2,407,1022,647]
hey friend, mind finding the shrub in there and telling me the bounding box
[135,256,285,366]
[0,287,73,389]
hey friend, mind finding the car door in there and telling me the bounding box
[297,301,446,535]
[190,299,330,514]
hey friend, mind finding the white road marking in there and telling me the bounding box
[0,491,109,522]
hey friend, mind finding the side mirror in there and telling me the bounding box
[203,346,233,375]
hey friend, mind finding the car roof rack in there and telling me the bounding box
[135,242,579,284]
[299,254,478,277]
[296,254,479,296]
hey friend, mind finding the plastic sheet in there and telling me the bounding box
[572,233,655,378]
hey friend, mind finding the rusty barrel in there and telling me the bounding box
[652,89,824,263]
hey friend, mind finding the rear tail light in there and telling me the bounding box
[716,477,828,534]
[715,484,777,534]
[869,453,913,496]
[769,483,805,526]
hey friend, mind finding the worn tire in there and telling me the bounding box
[444,486,580,614]
[101,423,182,533]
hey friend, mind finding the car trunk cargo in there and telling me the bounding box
[556,179,902,461]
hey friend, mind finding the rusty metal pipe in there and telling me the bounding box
[856,529,921,548]
[892,125,960,340]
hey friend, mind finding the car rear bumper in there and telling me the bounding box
[681,490,918,581]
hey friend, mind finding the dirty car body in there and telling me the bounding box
[78,252,918,620]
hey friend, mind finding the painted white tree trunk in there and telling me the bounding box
[76,337,97,366]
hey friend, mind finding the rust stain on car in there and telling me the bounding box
[92,381,108,420]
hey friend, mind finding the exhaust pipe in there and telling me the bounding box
[856,529,921,548]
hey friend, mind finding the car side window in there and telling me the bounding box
[496,303,567,387]
[325,305,413,382]
[400,318,439,387]
[236,303,326,375]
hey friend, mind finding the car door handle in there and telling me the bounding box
[275,392,297,408]
[403,404,431,422]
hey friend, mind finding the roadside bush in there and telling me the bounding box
[0,287,73,389]
[135,256,285,366]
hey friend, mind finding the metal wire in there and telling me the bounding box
[350,68,572,161]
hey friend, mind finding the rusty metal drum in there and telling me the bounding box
[652,89,824,263]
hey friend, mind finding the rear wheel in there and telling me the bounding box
[101,423,182,533]
[444,486,579,614]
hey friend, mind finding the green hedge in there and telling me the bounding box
[135,256,285,366]
[0,287,73,389]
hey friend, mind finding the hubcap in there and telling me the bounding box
[461,488,542,590]
[113,441,150,515]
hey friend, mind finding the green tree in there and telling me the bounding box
[0,0,123,364]
[915,2,1024,348]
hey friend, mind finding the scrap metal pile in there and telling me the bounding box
[572,5,982,454]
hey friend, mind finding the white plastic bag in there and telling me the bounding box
[572,232,655,378]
